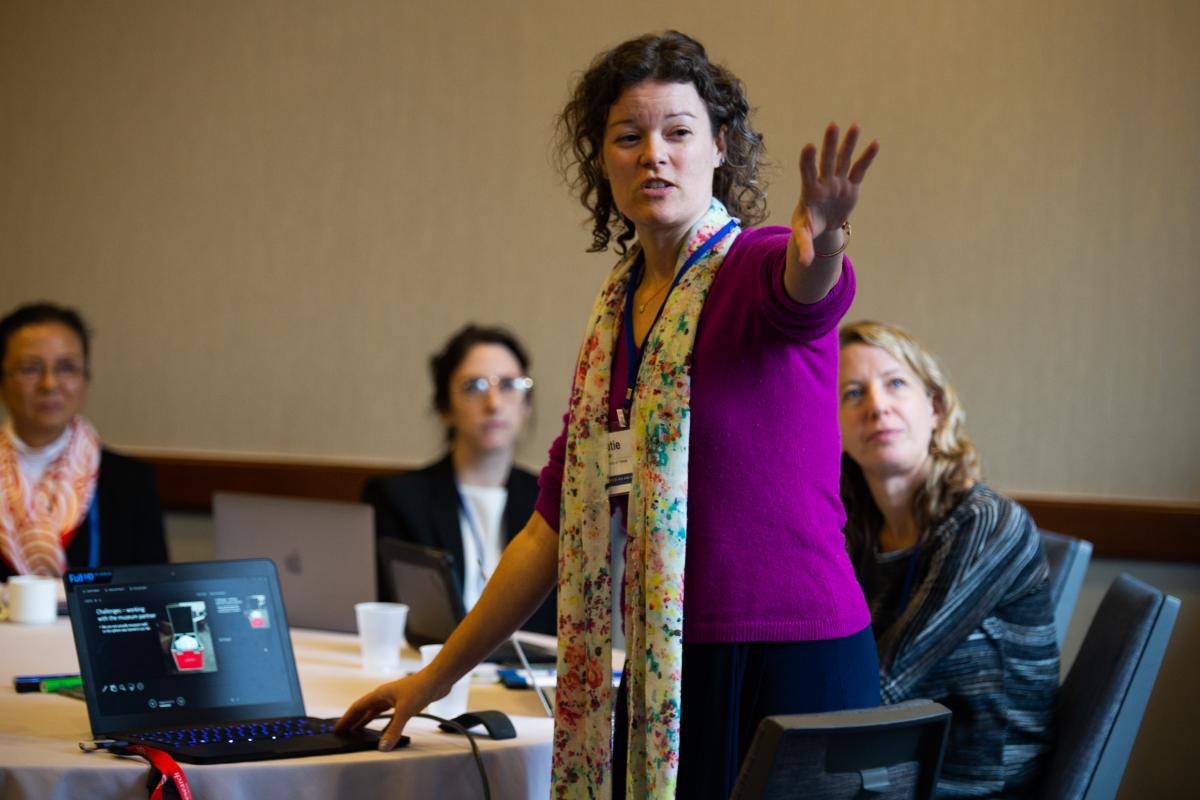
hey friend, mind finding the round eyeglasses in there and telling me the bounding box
[4,360,88,385]
[456,375,534,398]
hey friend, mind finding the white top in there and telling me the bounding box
[458,483,508,610]
[2,419,72,493]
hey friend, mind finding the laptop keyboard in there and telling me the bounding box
[138,717,334,747]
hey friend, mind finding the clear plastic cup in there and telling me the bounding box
[354,602,408,673]
[419,643,471,719]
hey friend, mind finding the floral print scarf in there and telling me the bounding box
[0,417,100,576]
[553,199,740,799]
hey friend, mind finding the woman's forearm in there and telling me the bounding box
[784,229,844,304]
[422,510,559,695]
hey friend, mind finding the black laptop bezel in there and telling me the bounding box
[378,538,466,647]
[378,538,556,665]
[65,559,308,738]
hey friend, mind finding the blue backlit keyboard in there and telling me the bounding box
[139,717,333,746]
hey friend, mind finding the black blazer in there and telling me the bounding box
[0,448,168,581]
[362,454,556,635]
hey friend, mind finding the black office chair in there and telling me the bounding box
[1039,529,1093,649]
[1038,573,1180,800]
[730,699,952,800]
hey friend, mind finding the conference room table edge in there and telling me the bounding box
[0,620,563,800]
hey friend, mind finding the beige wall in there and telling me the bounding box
[3,4,1198,796]
[2,0,1198,502]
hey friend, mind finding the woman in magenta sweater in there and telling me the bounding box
[340,30,880,798]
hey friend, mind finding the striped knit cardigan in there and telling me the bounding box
[848,484,1060,798]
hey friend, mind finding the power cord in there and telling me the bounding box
[375,712,492,800]
[418,713,490,800]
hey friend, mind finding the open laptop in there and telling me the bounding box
[64,559,389,764]
[379,538,556,665]
[213,493,376,632]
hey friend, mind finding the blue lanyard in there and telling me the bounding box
[620,219,738,421]
[454,485,490,582]
[87,494,100,569]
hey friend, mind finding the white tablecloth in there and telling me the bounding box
[0,620,555,800]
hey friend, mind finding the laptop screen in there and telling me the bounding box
[66,560,307,736]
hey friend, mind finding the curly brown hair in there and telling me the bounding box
[555,30,768,254]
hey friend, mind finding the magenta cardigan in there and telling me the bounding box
[536,226,870,643]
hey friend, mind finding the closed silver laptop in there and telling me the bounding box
[213,493,376,632]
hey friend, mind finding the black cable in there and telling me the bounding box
[372,713,492,800]
[416,713,490,800]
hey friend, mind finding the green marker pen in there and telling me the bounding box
[40,676,84,693]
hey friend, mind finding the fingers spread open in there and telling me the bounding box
[799,143,819,187]
[819,123,839,180]
[848,140,880,184]
[835,124,860,177]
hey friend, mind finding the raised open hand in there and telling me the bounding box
[791,122,879,266]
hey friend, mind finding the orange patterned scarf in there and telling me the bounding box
[0,417,100,576]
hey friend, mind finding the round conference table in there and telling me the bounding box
[0,619,557,800]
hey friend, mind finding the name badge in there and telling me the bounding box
[607,427,633,497]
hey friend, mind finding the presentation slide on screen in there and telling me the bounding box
[76,579,289,717]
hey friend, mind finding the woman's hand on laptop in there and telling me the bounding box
[338,513,561,751]
[335,672,441,752]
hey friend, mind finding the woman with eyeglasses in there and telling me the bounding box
[361,323,555,635]
[0,302,167,580]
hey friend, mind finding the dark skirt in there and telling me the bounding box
[612,626,880,800]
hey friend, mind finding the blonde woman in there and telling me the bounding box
[838,320,1059,798]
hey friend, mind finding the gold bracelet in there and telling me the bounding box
[814,220,851,259]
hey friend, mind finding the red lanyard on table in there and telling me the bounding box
[115,744,193,800]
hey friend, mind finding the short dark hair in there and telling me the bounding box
[0,302,92,368]
[555,30,768,254]
[431,324,531,439]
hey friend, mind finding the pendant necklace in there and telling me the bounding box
[637,280,670,314]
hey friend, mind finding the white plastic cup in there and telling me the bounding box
[3,576,59,625]
[355,602,409,673]
[420,643,471,719]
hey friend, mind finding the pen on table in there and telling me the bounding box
[40,676,84,693]
[13,673,81,693]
